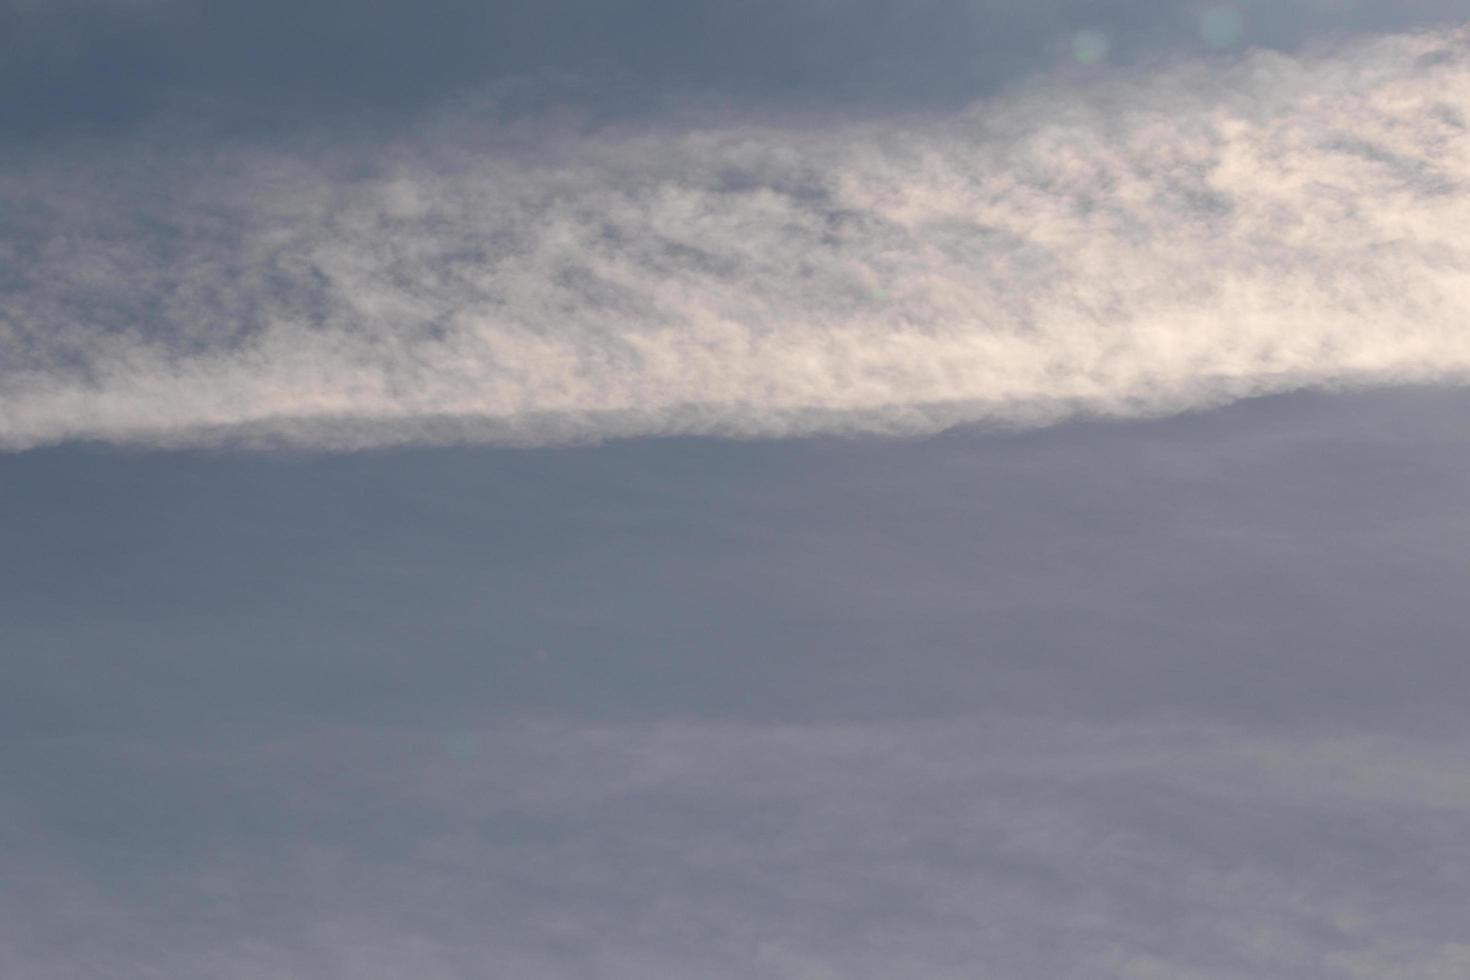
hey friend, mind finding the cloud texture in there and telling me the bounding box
[7,716,1470,979]
[4,26,1470,449]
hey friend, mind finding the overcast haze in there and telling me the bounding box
[4,2,1470,978]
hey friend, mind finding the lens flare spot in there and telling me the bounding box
[444,733,480,761]
[1200,4,1244,49]
[1071,30,1110,66]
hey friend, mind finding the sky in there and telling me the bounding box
[4,2,1470,978]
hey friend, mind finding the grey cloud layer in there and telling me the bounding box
[6,387,1470,980]
[6,717,1470,979]
[5,0,1461,139]
[5,26,1470,449]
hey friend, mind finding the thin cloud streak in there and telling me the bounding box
[4,27,1470,450]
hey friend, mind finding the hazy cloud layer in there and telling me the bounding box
[6,716,1470,980]
[6,389,1469,979]
[5,26,1470,450]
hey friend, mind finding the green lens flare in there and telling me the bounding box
[1071,29,1110,65]
[1200,4,1244,49]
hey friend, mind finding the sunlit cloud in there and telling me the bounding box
[3,25,1470,450]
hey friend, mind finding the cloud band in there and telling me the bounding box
[3,27,1470,449]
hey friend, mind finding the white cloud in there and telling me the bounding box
[4,26,1470,449]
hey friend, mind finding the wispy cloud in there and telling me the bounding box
[6,716,1470,978]
[4,26,1470,450]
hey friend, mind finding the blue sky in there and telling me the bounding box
[5,3,1470,978]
